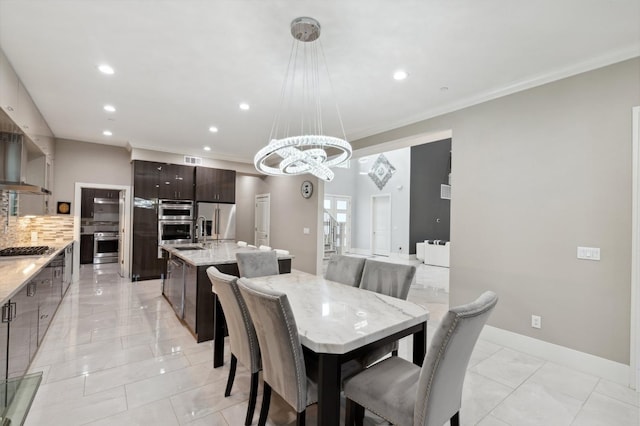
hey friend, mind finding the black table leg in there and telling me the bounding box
[317,353,340,426]
[412,321,427,366]
[213,294,225,368]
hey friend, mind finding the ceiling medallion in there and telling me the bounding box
[368,154,396,190]
[254,17,352,182]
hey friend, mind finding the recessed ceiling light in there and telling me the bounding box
[102,130,112,136]
[239,103,250,111]
[204,146,211,151]
[393,70,408,81]
[208,126,218,133]
[98,64,114,75]
[103,104,116,112]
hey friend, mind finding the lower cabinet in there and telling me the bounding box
[1,243,73,381]
[80,235,93,264]
[183,262,197,333]
[6,281,39,379]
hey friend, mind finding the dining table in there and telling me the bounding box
[242,269,430,426]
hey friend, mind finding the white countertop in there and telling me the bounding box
[161,242,293,266]
[0,241,74,304]
[246,270,429,354]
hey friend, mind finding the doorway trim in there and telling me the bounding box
[74,182,132,280]
[254,193,270,247]
[631,105,640,390]
[370,194,391,256]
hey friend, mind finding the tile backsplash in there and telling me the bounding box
[0,215,75,247]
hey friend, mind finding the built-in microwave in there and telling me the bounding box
[158,199,193,221]
[158,220,193,245]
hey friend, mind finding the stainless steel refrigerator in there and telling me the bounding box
[195,202,236,241]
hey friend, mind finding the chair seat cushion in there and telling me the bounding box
[344,356,420,426]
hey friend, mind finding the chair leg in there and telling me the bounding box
[258,382,272,426]
[245,371,259,426]
[450,411,460,426]
[224,354,237,397]
[296,410,306,426]
[346,398,365,426]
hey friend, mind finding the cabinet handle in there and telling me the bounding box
[1,304,10,323]
[27,282,36,297]
[9,302,16,321]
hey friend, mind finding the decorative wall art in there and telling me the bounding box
[368,153,396,190]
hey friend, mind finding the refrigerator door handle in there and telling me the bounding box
[215,208,220,236]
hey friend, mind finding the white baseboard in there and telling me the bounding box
[481,325,632,387]
[348,248,413,260]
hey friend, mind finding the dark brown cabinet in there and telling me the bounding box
[195,167,236,203]
[133,160,162,200]
[80,235,94,264]
[158,163,194,200]
[132,204,164,281]
[80,188,95,218]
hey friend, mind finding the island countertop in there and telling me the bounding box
[160,241,293,267]
[0,241,74,304]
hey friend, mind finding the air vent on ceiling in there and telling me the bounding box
[440,184,451,200]
[184,156,202,165]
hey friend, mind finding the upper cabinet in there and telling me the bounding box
[158,163,194,200]
[195,167,236,203]
[133,161,194,201]
[0,51,19,122]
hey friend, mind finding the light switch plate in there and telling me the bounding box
[577,246,600,261]
[303,227,310,235]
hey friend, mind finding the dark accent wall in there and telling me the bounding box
[409,138,451,254]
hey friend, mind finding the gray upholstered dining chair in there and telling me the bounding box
[236,250,279,278]
[236,277,316,426]
[343,291,498,426]
[359,259,416,300]
[206,267,261,426]
[357,259,417,364]
[324,254,366,286]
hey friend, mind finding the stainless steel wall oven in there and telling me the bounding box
[158,199,193,220]
[93,232,119,264]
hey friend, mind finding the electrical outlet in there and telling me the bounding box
[531,315,542,329]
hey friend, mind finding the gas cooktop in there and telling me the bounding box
[0,246,52,257]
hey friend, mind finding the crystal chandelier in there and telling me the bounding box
[254,17,352,182]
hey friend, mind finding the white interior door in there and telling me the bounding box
[255,193,270,247]
[324,194,352,254]
[371,194,391,256]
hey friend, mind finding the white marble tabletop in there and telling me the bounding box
[161,241,293,267]
[0,241,74,304]
[246,270,430,354]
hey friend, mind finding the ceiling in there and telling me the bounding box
[0,1,638,164]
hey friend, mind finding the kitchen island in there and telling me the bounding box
[160,242,292,346]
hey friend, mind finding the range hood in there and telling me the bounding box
[0,132,51,195]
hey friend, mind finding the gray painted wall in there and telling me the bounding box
[54,139,131,205]
[326,148,411,256]
[352,58,640,364]
[409,139,451,253]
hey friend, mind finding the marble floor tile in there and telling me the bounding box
[124,363,229,409]
[476,415,511,426]
[84,351,191,395]
[22,263,640,426]
[459,372,514,425]
[526,362,599,402]
[25,384,127,426]
[84,398,181,426]
[571,392,639,426]
[490,381,583,426]
[593,379,640,407]
[43,344,155,384]
[471,348,545,389]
